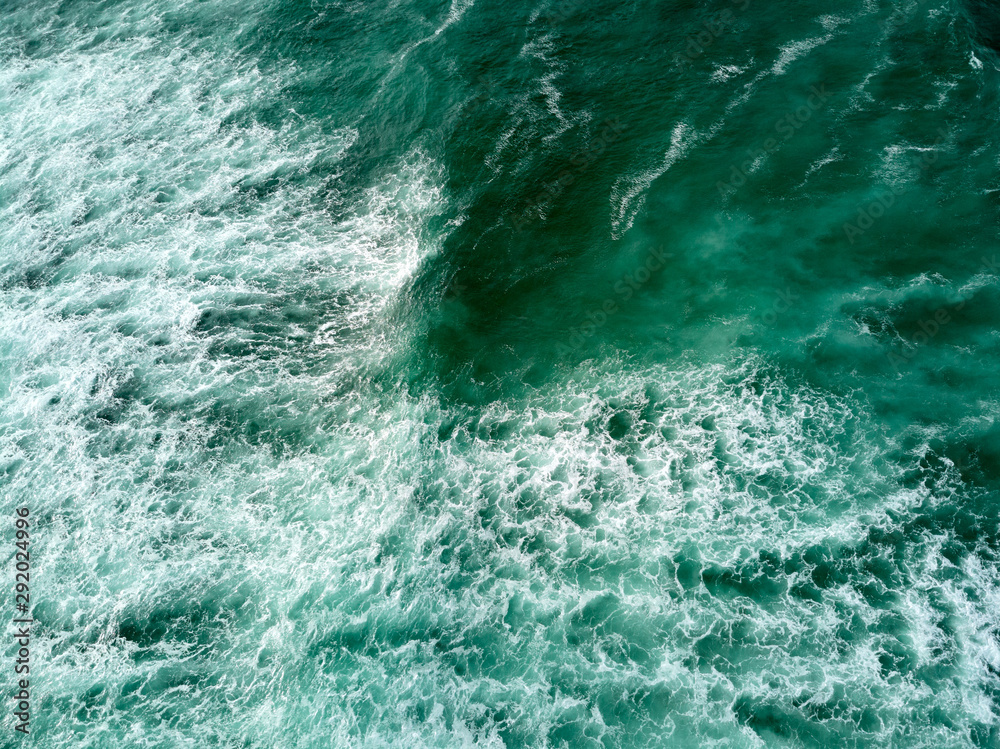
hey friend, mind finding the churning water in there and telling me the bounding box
[2,0,1000,746]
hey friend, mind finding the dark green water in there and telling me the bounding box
[2,0,1000,746]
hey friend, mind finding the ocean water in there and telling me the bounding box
[2,0,1000,746]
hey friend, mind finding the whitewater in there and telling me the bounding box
[2,0,1000,746]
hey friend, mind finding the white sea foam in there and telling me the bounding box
[3,2,999,747]
[609,118,726,240]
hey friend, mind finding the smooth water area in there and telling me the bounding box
[2,0,1000,746]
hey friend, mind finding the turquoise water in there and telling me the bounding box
[2,0,1000,746]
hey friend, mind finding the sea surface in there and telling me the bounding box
[2,0,1000,746]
